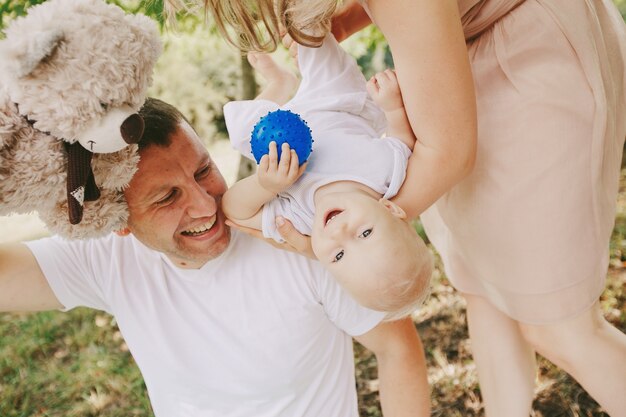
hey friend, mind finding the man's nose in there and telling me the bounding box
[185,184,218,218]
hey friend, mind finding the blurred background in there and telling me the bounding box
[0,1,624,416]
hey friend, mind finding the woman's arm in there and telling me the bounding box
[331,0,372,42]
[370,0,477,219]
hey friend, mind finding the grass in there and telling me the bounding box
[0,311,151,416]
[1,172,625,416]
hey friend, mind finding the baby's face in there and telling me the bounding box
[311,191,410,309]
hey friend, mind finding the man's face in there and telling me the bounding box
[124,121,230,268]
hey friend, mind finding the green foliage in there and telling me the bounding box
[342,25,392,79]
[149,25,242,145]
[0,0,42,30]
[0,0,167,36]
[615,0,626,19]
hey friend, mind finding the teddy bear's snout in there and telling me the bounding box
[121,113,144,145]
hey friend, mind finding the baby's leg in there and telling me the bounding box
[248,52,299,106]
[519,302,626,416]
[464,293,536,417]
[295,34,367,100]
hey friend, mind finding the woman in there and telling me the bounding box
[171,1,626,415]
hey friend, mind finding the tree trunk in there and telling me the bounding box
[236,54,258,181]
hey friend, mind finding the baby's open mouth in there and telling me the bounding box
[324,210,343,226]
[181,217,216,236]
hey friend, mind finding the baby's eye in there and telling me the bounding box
[333,250,344,263]
[359,228,372,238]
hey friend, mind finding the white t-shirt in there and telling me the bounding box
[26,231,384,417]
[224,35,411,242]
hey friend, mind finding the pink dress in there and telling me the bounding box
[363,0,626,323]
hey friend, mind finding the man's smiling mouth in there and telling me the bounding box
[181,216,216,236]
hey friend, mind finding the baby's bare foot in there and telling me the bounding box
[248,52,296,84]
[248,52,299,103]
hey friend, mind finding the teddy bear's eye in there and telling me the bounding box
[100,103,108,111]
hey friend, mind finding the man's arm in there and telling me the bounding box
[355,318,431,416]
[0,242,63,312]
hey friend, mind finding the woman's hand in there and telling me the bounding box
[226,217,316,259]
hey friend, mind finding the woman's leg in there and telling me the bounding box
[519,302,626,416]
[464,293,536,417]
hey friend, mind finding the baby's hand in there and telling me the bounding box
[258,141,306,194]
[367,69,405,112]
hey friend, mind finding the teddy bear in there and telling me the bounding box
[0,0,162,239]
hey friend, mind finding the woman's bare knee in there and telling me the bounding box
[518,303,604,365]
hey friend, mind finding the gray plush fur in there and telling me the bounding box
[0,0,162,239]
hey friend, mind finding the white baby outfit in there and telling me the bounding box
[224,35,411,242]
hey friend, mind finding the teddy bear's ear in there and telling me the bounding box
[0,28,63,79]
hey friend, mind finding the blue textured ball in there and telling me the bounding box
[250,109,313,165]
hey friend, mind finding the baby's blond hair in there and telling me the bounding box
[164,0,340,51]
[381,254,433,322]
[375,231,433,321]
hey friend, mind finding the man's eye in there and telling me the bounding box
[333,250,344,263]
[156,190,177,205]
[359,228,372,238]
[195,165,210,179]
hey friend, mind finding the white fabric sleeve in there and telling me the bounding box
[291,34,387,135]
[261,196,290,243]
[382,136,413,200]
[25,236,112,312]
[315,269,385,337]
[296,34,366,100]
[223,99,280,160]
[262,194,313,243]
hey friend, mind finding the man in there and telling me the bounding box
[0,98,430,416]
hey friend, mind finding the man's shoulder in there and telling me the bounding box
[230,231,324,273]
[27,232,155,261]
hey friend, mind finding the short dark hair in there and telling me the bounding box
[137,97,192,149]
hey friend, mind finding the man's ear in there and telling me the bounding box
[379,198,407,220]
[114,227,131,237]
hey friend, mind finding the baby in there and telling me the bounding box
[222,34,432,318]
